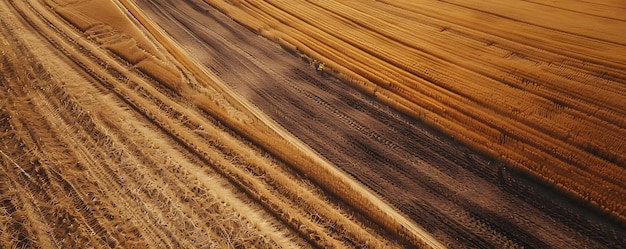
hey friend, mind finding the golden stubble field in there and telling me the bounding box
[0,0,440,248]
[1,0,624,248]
[203,0,626,221]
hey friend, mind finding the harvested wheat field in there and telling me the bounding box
[1,0,624,248]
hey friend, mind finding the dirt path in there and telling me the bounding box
[133,0,626,247]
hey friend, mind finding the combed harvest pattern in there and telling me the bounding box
[0,0,432,248]
[1,0,625,248]
[204,0,626,221]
